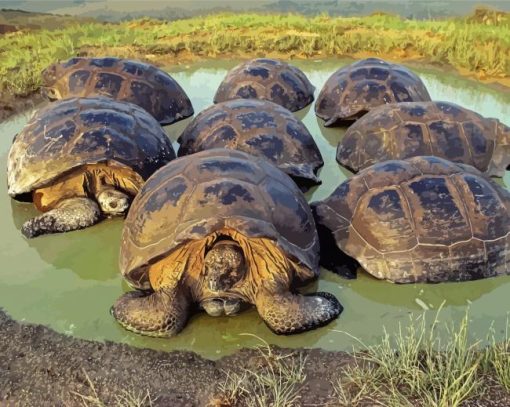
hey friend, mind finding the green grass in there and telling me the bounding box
[486,320,510,393]
[331,309,510,407]
[333,311,484,406]
[0,9,509,101]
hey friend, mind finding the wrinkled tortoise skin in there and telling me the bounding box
[337,101,510,177]
[214,58,315,112]
[7,97,176,198]
[121,148,320,290]
[177,99,323,189]
[41,57,194,125]
[315,58,431,126]
[311,156,510,283]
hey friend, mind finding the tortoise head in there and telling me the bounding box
[97,189,130,216]
[496,120,510,147]
[41,63,61,100]
[204,238,247,293]
[201,238,247,317]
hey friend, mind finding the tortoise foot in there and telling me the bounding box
[111,289,189,338]
[21,197,100,238]
[256,289,342,335]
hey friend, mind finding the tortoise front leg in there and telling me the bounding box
[255,288,342,335]
[111,287,190,338]
[21,197,101,238]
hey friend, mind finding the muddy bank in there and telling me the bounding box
[0,92,43,122]
[0,308,353,406]
[2,308,510,406]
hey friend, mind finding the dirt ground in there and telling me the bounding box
[0,308,354,406]
[2,309,510,407]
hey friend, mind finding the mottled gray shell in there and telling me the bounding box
[121,148,320,289]
[312,156,510,283]
[315,58,431,126]
[177,99,323,188]
[337,101,510,177]
[42,57,194,125]
[214,59,315,112]
[7,97,176,197]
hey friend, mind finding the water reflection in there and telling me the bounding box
[9,198,121,281]
[348,271,508,309]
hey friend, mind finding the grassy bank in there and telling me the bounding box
[211,313,510,407]
[0,9,509,104]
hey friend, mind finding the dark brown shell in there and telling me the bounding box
[337,101,510,177]
[214,59,315,112]
[177,99,323,189]
[311,156,510,283]
[7,97,176,197]
[41,57,194,125]
[315,58,431,126]
[120,149,319,289]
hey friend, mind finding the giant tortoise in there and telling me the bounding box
[214,58,315,112]
[7,97,176,238]
[177,99,323,189]
[311,156,510,283]
[111,149,342,337]
[41,57,194,125]
[337,101,510,177]
[315,58,431,126]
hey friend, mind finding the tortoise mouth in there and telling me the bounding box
[201,292,244,302]
[200,296,246,317]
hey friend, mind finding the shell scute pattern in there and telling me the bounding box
[311,156,510,282]
[7,97,175,197]
[237,110,277,130]
[214,59,315,112]
[177,99,323,189]
[68,70,91,92]
[337,101,507,175]
[121,149,320,288]
[316,58,431,126]
[42,57,193,125]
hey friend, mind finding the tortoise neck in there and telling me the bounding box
[210,238,241,250]
[204,238,246,293]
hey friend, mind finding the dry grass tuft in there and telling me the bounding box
[71,369,154,407]
[210,335,307,407]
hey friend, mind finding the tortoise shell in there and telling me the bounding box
[214,59,315,112]
[311,156,510,283]
[315,58,431,126]
[177,99,323,188]
[337,101,510,177]
[120,148,320,289]
[41,57,194,125]
[7,97,176,198]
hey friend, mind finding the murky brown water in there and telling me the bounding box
[0,59,509,359]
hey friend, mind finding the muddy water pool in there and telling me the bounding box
[0,58,509,358]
